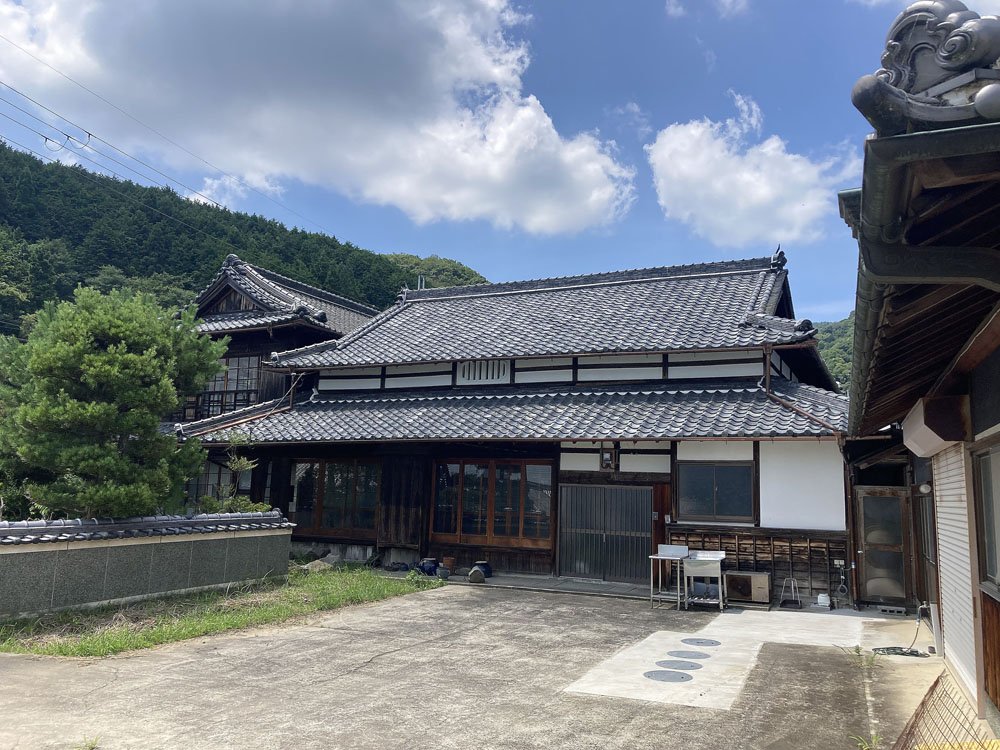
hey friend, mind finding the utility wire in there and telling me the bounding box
[0,85,225,208]
[0,108,208,200]
[0,132,261,261]
[0,108,178,192]
[0,33,336,235]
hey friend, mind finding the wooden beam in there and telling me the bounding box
[883,285,970,328]
[861,240,1000,292]
[930,300,1000,396]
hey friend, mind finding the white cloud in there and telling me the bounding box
[0,0,634,234]
[609,101,653,140]
[664,0,749,18]
[644,91,860,247]
[714,0,749,17]
[665,0,686,17]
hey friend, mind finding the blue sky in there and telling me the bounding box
[0,0,981,320]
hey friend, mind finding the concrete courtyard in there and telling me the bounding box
[0,586,941,749]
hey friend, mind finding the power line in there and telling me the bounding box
[0,107,213,202]
[0,85,225,208]
[0,132,260,261]
[0,33,337,235]
[0,108,175,191]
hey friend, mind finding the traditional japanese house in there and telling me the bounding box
[181,252,850,600]
[842,0,1000,727]
[182,254,378,502]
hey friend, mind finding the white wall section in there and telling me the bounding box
[758,441,845,531]
[676,441,753,461]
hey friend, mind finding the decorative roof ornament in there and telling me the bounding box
[853,0,1000,135]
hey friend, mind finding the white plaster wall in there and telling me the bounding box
[676,441,753,461]
[560,453,600,471]
[577,366,662,382]
[758,441,846,530]
[515,369,572,384]
[619,453,670,473]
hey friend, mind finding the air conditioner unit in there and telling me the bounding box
[725,571,771,604]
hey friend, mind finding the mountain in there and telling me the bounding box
[0,144,485,320]
[814,313,854,390]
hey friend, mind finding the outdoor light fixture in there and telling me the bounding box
[918,482,933,495]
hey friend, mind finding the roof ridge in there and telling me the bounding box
[249,263,380,315]
[270,302,408,365]
[307,380,763,406]
[404,256,777,301]
[178,396,286,436]
[194,255,379,326]
[239,263,318,315]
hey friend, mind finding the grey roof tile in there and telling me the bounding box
[0,511,293,545]
[196,310,310,333]
[196,255,379,336]
[273,254,813,368]
[184,378,847,444]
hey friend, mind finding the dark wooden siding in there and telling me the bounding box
[666,525,849,600]
[378,456,428,550]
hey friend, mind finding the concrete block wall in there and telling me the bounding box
[0,527,291,619]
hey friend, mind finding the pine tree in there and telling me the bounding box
[0,288,227,519]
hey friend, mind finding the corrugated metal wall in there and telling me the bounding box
[932,444,978,698]
[558,485,651,583]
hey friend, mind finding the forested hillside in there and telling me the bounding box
[0,144,485,323]
[814,313,854,389]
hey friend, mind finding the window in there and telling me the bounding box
[191,355,262,419]
[186,460,238,503]
[432,460,553,547]
[290,459,381,537]
[975,448,1000,589]
[676,462,754,522]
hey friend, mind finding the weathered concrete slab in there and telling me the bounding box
[0,587,940,750]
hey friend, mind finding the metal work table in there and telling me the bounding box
[683,550,727,611]
[649,544,689,610]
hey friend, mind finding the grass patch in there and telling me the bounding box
[0,567,442,658]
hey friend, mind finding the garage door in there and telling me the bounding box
[558,485,652,583]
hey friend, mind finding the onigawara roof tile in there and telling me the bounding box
[182,378,847,444]
[272,253,814,368]
[196,255,379,336]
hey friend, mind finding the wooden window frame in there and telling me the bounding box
[674,460,757,524]
[430,459,554,550]
[291,458,381,540]
[974,447,1000,600]
[195,354,262,419]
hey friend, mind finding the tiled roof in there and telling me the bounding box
[0,511,293,546]
[183,378,847,444]
[272,253,814,368]
[196,255,379,336]
[195,310,311,333]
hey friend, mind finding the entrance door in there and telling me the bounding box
[855,487,912,603]
[558,485,652,583]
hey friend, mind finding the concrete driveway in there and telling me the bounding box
[0,586,940,750]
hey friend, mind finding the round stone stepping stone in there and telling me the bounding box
[655,660,703,670]
[681,637,721,647]
[643,670,693,683]
[667,650,710,659]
